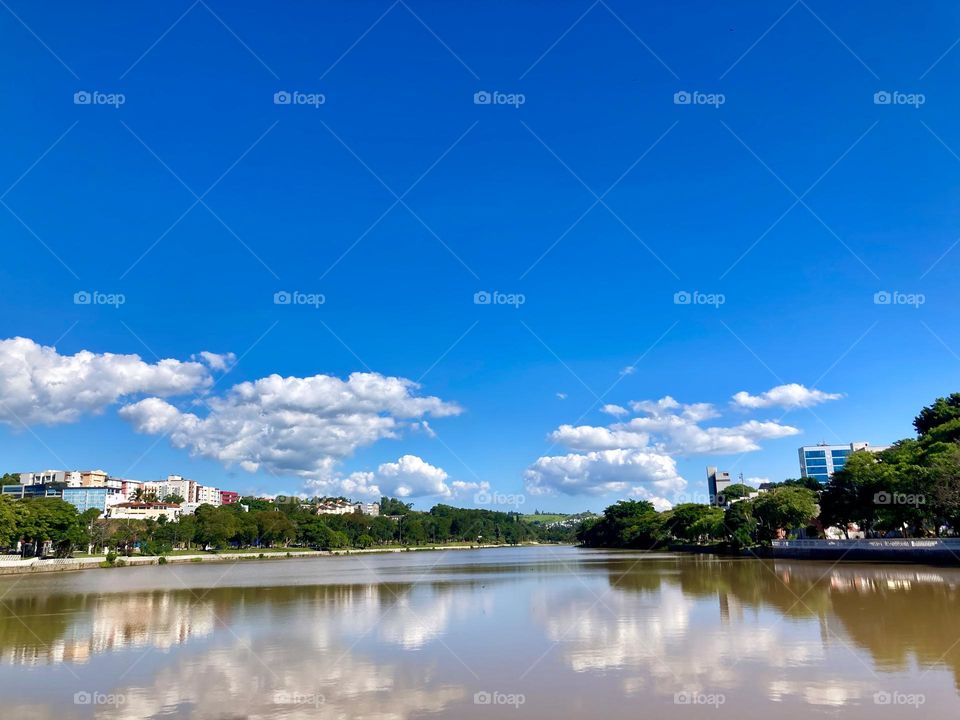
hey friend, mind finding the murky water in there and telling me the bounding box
[0,546,958,718]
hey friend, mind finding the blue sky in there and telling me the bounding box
[1,1,959,511]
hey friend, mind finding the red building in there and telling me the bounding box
[220,491,240,505]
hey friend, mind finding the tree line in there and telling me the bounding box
[0,494,576,557]
[578,393,960,549]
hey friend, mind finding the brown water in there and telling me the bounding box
[0,546,958,718]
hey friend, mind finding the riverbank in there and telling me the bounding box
[0,542,541,576]
[668,538,960,565]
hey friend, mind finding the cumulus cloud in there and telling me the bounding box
[331,455,455,499]
[120,372,461,486]
[0,336,218,426]
[524,448,683,509]
[526,394,802,504]
[732,383,843,410]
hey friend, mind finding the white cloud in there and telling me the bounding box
[526,394,801,503]
[548,424,649,451]
[619,366,636,376]
[0,336,216,426]
[120,372,461,485]
[333,455,455,499]
[194,351,236,371]
[556,392,567,400]
[732,383,843,410]
[601,403,628,416]
[524,449,685,505]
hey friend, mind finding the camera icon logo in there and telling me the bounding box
[873,290,891,305]
[74,691,92,705]
[474,91,492,105]
[73,91,92,105]
[473,290,491,305]
[274,91,292,105]
[874,491,891,505]
[274,290,292,305]
[474,691,492,705]
[673,290,691,305]
[474,490,491,505]
[74,290,92,305]
[674,691,692,704]
[873,91,892,105]
[673,91,691,105]
[873,691,892,705]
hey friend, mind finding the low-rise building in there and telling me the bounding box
[315,499,379,516]
[1,484,63,499]
[107,502,182,522]
[220,491,240,505]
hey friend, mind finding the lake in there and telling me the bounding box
[0,545,958,718]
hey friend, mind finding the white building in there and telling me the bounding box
[798,442,891,483]
[315,499,379,516]
[196,485,221,506]
[20,470,82,486]
[107,502,182,521]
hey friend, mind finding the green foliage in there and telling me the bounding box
[162,493,185,504]
[667,504,726,542]
[724,502,756,548]
[0,472,21,486]
[577,500,666,548]
[379,497,414,515]
[914,393,960,438]
[751,486,818,541]
[719,483,755,500]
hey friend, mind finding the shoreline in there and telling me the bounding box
[668,539,960,566]
[0,542,544,576]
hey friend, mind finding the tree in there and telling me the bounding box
[162,493,185,504]
[15,498,87,557]
[0,496,17,547]
[914,393,960,438]
[725,501,756,548]
[380,497,413,515]
[0,472,21,486]
[752,486,818,541]
[667,504,724,542]
[719,484,755,501]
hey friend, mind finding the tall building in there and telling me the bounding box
[798,442,891,482]
[706,467,732,505]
